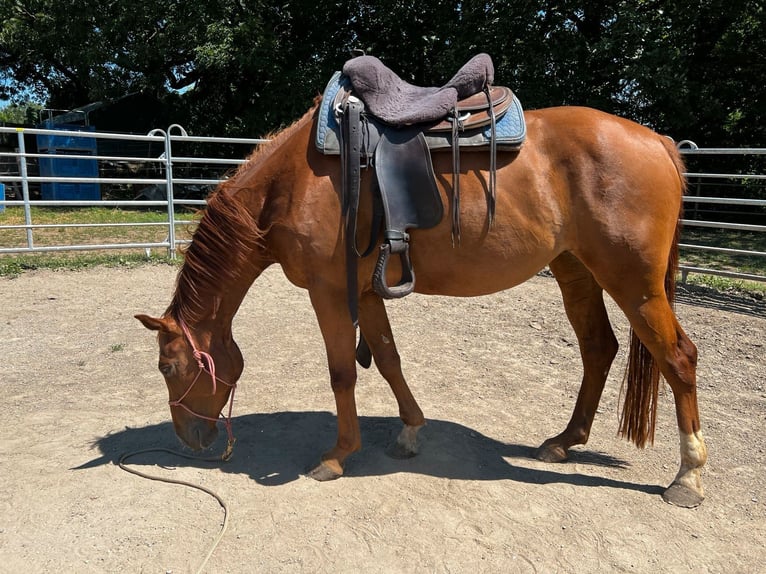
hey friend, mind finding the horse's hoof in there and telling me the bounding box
[386,424,423,459]
[306,460,343,482]
[535,442,569,463]
[386,441,418,459]
[662,482,704,508]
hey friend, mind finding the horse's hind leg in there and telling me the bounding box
[536,252,619,462]
[614,293,707,507]
[359,293,426,458]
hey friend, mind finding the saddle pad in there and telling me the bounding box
[315,71,527,155]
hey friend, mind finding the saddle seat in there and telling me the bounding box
[340,53,513,130]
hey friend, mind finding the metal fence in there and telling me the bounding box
[0,124,267,258]
[1,126,764,282]
[677,141,766,283]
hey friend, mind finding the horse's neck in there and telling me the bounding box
[170,232,269,332]
[172,107,320,328]
[173,261,265,328]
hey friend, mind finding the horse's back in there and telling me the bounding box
[411,106,684,296]
[525,106,682,180]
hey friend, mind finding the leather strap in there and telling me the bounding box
[340,96,364,327]
[485,86,497,227]
[451,108,461,245]
[449,87,499,244]
[371,129,441,298]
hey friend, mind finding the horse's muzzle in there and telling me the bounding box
[174,417,219,450]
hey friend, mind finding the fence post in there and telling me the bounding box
[16,129,34,250]
[166,125,190,259]
[165,131,178,259]
[150,128,177,259]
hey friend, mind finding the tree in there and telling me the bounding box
[0,0,354,134]
[0,0,216,106]
[1,0,762,144]
[0,100,42,124]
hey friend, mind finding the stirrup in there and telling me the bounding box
[373,231,415,299]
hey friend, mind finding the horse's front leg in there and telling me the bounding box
[306,286,361,481]
[359,292,426,458]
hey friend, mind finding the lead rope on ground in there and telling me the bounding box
[118,448,230,574]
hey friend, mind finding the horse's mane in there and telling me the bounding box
[168,101,321,324]
[168,191,265,324]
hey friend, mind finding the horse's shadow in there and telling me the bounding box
[75,411,663,496]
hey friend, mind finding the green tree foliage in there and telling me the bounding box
[0,0,762,144]
[0,100,42,124]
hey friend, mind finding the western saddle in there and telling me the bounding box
[318,53,525,326]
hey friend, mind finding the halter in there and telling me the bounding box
[172,319,237,460]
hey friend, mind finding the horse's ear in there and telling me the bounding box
[135,314,172,332]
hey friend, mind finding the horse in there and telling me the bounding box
[136,99,707,508]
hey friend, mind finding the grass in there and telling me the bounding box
[0,206,197,250]
[680,227,766,274]
[0,251,177,278]
[681,272,766,298]
[678,227,766,296]
[0,206,193,277]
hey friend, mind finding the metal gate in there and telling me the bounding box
[678,141,766,283]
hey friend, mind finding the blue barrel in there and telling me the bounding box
[37,123,100,201]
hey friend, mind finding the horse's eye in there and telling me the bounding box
[159,362,175,376]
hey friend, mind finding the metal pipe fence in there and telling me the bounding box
[677,141,766,283]
[1,128,764,283]
[0,124,267,257]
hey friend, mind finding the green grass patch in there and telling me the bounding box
[0,206,198,252]
[0,252,178,278]
[680,227,766,275]
[681,272,766,298]
[0,206,196,277]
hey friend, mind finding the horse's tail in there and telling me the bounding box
[619,137,686,448]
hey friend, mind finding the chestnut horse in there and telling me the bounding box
[136,101,707,507]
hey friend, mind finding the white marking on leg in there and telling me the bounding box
[673,430,707,494]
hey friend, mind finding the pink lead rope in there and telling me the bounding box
[174,319,237,461]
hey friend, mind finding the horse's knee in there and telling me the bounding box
[328,367,357,393]
[375,351,403,380]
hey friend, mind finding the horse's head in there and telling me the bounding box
[135,314,244,451]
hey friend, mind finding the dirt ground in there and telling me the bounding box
[2,264,764,573]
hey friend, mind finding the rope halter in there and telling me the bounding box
[171,319,238,460]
